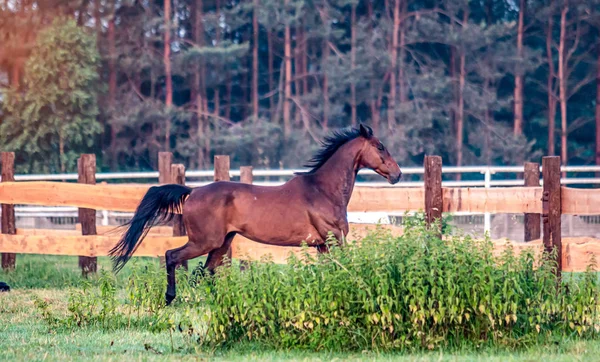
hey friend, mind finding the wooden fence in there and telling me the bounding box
[1,152,600,274]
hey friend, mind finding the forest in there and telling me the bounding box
[0,0,599,173]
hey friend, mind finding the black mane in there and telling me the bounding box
[296,127,364,175]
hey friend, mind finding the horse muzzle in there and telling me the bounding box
[388,172,402,185]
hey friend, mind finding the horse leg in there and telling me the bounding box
[316,224,349,253]
[165,241,214,306]
[316,244,330,253]
[204,233,236,274]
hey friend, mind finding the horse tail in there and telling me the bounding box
[109,184,192,272]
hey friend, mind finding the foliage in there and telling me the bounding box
[2,0,598,173]
[197,220,600,351]
[8,225,600,355]
[0,18,101,173]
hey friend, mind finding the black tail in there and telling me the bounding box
[109,184,192,272]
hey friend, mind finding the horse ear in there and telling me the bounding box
[359,124,373,138]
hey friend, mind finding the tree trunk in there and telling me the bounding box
[371,101,380,131]
[321,5,329,129]
[596,43,600,170]
[449,47,456,129]
[484,78,492,165]
[456,10,468,179]
[350,2,357,126]
[513,0,525,136]
[367,0,378,129]
[164,0,172,151]
[302,28,309,96]
[267,30,275,119]
[388,0,400,130]
[59,130,65,173]
[322,41,329,129]
[398,0,407,104]
[108,4,117,169]
[225,73,232,120]
[214,0,221,118]
[559,3,568,165]
[94,0,102,40]
[547,6,556,156]
[295,24,304,97]
[194,0,206,168]
[252,0,259,120]
[283,0,292,138]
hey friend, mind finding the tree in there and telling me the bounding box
[0,18,101,173]
[164,0,173,150]
[514,0,525,136]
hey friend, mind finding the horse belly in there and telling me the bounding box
[231,201,320,246]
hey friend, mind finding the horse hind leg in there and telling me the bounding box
[203,232,236,274]
[165,239,217,305]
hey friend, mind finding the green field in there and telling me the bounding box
[1,254,600,361]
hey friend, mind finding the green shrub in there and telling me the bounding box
[46,217,600,353]
[197,220,600,351]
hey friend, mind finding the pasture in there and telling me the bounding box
[3,222,600,361]
[3,152,600,361]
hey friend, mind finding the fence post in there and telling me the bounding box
[542,156,562,277]
[1,152,16,270]
[240,166,253,184]
[214,155,230,182]
[171,163,187,270]
[78,154,97,276]
[158,152,173,265]
[524,162,541,242]
[239,166,253,271]
[424,155,443,237]
[214,156,231,260]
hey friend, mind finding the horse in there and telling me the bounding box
[109,124,402,305]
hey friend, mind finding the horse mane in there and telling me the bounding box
[295,126,364,175]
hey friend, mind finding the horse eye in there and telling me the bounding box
[377,143,385,151]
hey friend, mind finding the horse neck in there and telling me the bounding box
[310,142,362,206]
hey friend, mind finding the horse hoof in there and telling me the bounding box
[165,293,175,306]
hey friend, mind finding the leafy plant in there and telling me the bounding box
[196,219,600,351]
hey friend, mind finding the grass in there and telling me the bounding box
[2,254,600,361]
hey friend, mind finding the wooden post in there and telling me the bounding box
[214,156,231,260]
[239,166,253,271]
[542,156,562,277]
[424,155,443,237]
[524,162,541,242]
[1,152,16,270]
[214,155,230,182]
[78,154,97,276]
[240,166,253,184]
[158,152,173,265]
[171,163,187,270]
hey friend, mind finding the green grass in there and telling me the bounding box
[1,254,600,361]
[1,254,206,289]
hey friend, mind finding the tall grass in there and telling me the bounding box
[197,220,600,351]
[28,217,600,353]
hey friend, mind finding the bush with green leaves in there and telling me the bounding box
[45,217,600,352]
[197,220,600,351]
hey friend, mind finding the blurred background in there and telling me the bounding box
[1,0,599,174]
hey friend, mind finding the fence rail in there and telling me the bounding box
[1,152,600,274]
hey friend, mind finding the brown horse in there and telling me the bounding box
[109,124,401,305]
